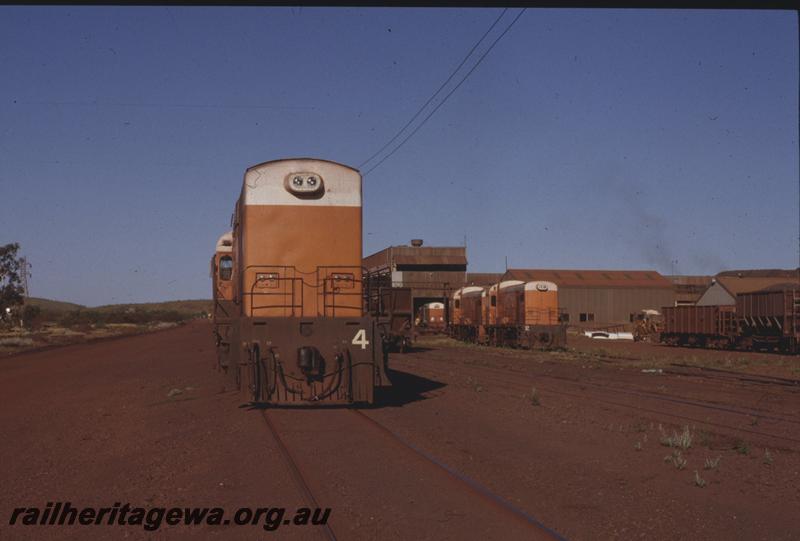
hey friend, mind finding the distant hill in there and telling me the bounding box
[93,300,212,315]
[26,297,86,313]
[26,298,212,315]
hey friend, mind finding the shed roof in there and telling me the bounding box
[751,282,800,293]
[715,275,800,296]
[667,275,713,287]
[394,254,467,266]
[503,269,672,289]
[717,269,799,279]
[363,245,467,271]
[465,273,504,286]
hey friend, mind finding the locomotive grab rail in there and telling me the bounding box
[244,264,365,317]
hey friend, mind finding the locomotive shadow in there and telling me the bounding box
[239,368,445,411]
[370,368,446,408]
[405,346,435,353]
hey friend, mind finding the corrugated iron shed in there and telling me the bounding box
[363,243,468,307]
[504,269,673,289]
[363,245,467,272]
[668,275,713,305]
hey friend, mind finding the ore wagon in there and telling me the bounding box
[660,305,737,349]
[736,285,799,353]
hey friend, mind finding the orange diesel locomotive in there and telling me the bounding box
[222,158,389,404]
[451,279,566,349]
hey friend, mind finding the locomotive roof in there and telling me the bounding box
[453,286,484,297]
[524,280,559,291]
[241,158,361,207]
[215,231,233,252]
[245,157,358,173]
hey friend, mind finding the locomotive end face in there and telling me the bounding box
[284,172,325,197]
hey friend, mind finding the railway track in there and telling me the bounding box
[665,363,800,388]
[397,351,800,449]
[577,351,800,390]
[261,410,338,541]
[349,409,565,541]
[410,348,800,423]
[259,406,564,541]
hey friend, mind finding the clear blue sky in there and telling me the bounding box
[0,7,797,306]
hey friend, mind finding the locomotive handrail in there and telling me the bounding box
[247,277,303,317]
[317,266,365,317]
[243,264,366,317]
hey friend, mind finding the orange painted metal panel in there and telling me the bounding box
[524,288,560,326]
[238,205,362,318]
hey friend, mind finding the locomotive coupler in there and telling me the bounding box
[297,346,326,383]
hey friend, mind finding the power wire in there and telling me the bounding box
[363,8,526,178]
[358,8,508,169]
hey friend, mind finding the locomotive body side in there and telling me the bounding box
[485,280,524,347]
[230,158,387,404]
[450,286,484,342]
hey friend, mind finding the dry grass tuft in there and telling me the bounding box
[660,425,693,451]
[694,470,706,488]
[664,450,687,470]
[527,386,540,406]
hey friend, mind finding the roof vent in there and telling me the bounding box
[410,239,424,247]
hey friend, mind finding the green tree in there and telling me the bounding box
[0,243,26,320]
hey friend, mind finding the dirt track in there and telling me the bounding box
[1,321,798,540]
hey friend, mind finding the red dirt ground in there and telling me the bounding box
[1,321,798,540]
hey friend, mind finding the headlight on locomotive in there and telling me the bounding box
[285,172,324,196]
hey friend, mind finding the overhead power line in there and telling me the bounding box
[363,8,526,178]
[358,8,508,169]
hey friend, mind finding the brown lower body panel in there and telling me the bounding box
[523,325,567,350]
[233,316,389,405]
[484,325,567,350]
